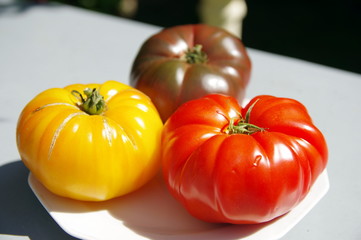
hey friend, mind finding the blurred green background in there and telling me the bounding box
[34,0,361,74]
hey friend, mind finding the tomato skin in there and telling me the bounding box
[130,24,251,122]
[162,94,328,224]
[16,80,163,201]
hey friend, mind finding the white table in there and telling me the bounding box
[1,2,361,240]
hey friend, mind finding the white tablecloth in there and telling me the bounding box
[1,2,361,240]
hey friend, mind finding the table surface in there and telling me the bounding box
[1,2,361,240]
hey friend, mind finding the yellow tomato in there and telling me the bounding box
[16,80,163,201]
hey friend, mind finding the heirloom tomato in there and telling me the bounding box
[17,80,163,201]
[130,24,251,122]
[162,94,328,224]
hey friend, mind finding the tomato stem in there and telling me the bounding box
[72,88,106,115]
[226,100,264,135]
[182,44,208,64]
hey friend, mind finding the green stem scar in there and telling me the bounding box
[225,100,265,135]
[182,44,208,64]
[72,88,106,115]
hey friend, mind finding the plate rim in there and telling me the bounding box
[28,170,329,240]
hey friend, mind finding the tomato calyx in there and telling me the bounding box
[72,88,106,115]
[181,44,208,64]
[225,100,265,135]
[226,118,264,135]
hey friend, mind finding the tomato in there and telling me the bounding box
[17,80,163,201]
[162,94,328,224]
[130,24,251,122]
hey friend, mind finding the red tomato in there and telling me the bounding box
[130,24,251,122]
[161,94,328,224]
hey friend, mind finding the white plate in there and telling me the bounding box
[28,170,329,240]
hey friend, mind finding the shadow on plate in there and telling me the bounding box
[106,173,274,240]
[30,168,274,240]
[0,160,79,240]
